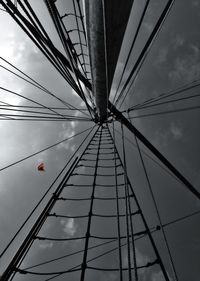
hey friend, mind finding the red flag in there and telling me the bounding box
[37,163,45,172]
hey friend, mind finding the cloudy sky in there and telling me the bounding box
[0,0,199,281]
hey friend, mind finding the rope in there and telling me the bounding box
[116,0,175,109]
[121,123,138,281]
[0,126,96,259]
[112,122,123,280]
[131,119,179,281]
[112,0,150,106]
[80,126,102,281]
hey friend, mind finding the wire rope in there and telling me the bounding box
[115,0,175,109]
[0,125,96,258]
[129,117,179,280]
[112,0,150,106]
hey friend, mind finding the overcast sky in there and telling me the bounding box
[0,1,199,281]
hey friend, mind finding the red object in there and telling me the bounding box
[37,163,45,171]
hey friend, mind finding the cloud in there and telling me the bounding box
[153,122,183,148]
[123,247,173,281]
[143,22,154,35]
[169,44,200,83]
[151,270,173,281]
[155,48,168,66]
[122,247,150,278]
[151,271,165,281]
[57,122,75,150]
[39,241,54,250]
[170,122,183,140]
[192,0,199,7]
[100,272,118,281]
[60,218,77,236]
[173,35,185,50]
[136,248,150,266]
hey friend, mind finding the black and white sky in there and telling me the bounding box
[0,1,199,281]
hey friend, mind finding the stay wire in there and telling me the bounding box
[116,0,175,109]
[0,86,68,118]
[60,208,200,278]
[0,59,89,117]
[0,106,90,118]
[80,126,102,281]
[20,0,82,93]
[120,123,132,281]
[44,0,94,119]
[112,0,150,106]
[0,116,93,122]
[0,104,87,111]
[129,105,200,119]
[17,239,154,277]
[76,0,87,44]
[129,92,200,112]
[32,209,200,281]
[114,127,182,185]
[0,0,82,96]
[108,124,171,281]
[0,125,96,259]
[162,209,200,228]
[0,1,82,94]
[21,0,55,44]
[112,122,123,281]
[0,125,94,173]
[0,86,86,121]
[17,0,47,39]
[121,123,138,281]
[128,114,179,281]
[63,2,94,107]
[0,112,91,120]
[102,0,109,120]
[72,0,87,74]
[1,126,101,280]
[23,239,117,270]
[25,209,200,272]
[126,79,200,112]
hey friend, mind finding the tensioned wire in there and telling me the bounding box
[0,57,90,118]
[113,127,183,185]
[0,105,77,116]
[0,117,91,121]
[112,122,123,281]
[114,0,175,110]
[128,105,200,119]
[0,112,91,121]
[108,124,172,281]
[2,126,99,281]
[0,0,91,111]
[127,113,179,281]
[0,104,87,111]
[18,207,200,273]
[16,208,200,280]
[125,78,200,112]
[29,123,179,280]
[72,0,87,75]
[0,106,91,119]
[121,123,138,281]
[120,123,132,281]
[0,86,85,120]
[128,93,200,112]
[66,0,94,107]
[112,0,150,106]
[0,125,97,259]
[43,0,94,119]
